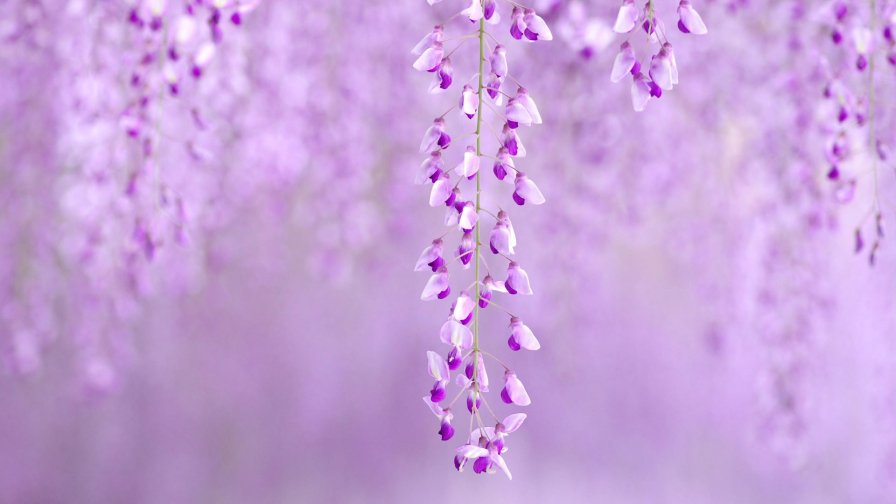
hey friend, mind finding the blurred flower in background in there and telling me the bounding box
[1,0,895,502]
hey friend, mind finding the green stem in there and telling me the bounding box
[472,13,485,406]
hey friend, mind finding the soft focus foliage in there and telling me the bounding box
[1,0,896,502]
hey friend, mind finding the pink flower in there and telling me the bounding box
[512,173,546,206]
[500,370,531,406]
[508,316,541,351]
[614,0,641,33]
[505,261,533,295]
[677,1,707,35]
[421,266,451,300]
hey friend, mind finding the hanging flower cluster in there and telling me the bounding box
[817,0,888,265]
[610,0,708,111]
[413,0,550,479]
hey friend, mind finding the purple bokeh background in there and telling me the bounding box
[2,0,896,502]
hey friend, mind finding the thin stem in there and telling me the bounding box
[868,0,880,211]
[472,14,486,403]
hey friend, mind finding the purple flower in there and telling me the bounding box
[510,7,526,40]
[427,350,450,401]
[411,25,444,56]
[461,0,484,22]
[430,57,454,93]
[500,370,532,406]
[489,210,517,255]
[515,87,542,125]
[460,84,479,119]
[428,174,453,207]
[458,146,480,178]
[420,118,449,153]
[452,292,476,324]
[677,1,708,35]
[421,267,451,301]
[416,151,444,185]
[649,45,676,91]
[509,317,541,351]
[458,202,478,232]
[424,397,455,441]
[504,262,533,296]
[483,0,499,23]
[505,98,533,128]
[502,124,527,157]
[611,42,637,83]
[490,45,508,78]
[613,0,641,34]
[456,231,474,268]
[522,9,553,41]
[631,72,651,111]
[413,41,444,72]
[512,173,546,206]
[492,147,516,181]
[415,239,444,272]
[440,318,473,350]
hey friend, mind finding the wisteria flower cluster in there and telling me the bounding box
[413,0,550,479]
[610,0,708,111]
[816,0,890,264]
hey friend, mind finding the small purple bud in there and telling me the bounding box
[832,29,843,45]
[827,165,840,180]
